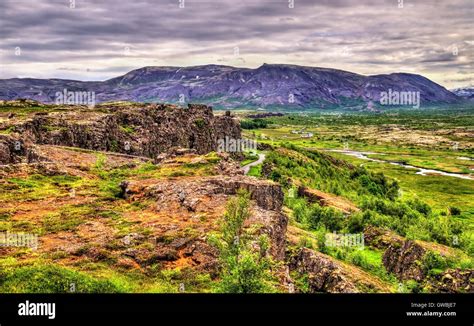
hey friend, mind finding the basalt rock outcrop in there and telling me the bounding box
[363,226,425,281]
[363,225,405,250]
[0,135,24,164]
[382,240,426,282]
[208,177,283,211]
[426,269,473,293]
[364,226,474,289]
[121,175,288,262]
[364,226,426,281]
[10,103,241,158]
[290,248,358,293]
[0,135,45,165]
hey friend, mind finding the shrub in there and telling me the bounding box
[407,198,432,216]
[307,204,345,231]
[211,191,276,293]
[291,199,311,224]
[347,212,365,233]
[423,251,448,272]
[194,118,206,128]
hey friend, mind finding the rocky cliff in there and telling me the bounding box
[288,247,393,293]
[7,102,241,159]
[0,135,44,165]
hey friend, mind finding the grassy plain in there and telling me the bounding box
[242,108,474,222]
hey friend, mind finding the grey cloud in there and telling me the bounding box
[0,0,472,88]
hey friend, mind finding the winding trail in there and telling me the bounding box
[242,153,266,175]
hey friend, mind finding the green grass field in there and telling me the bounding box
[242,109,474,225]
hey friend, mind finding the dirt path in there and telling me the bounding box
[242,153,266,175]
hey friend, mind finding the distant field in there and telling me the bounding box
[242,108,474,222]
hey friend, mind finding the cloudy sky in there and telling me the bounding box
[0,0,472,88]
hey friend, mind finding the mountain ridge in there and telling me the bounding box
[0,64,462,110]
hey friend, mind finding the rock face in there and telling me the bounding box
[365,227,426,281]
[426,269,474,293]
[14,103,241,157]
[364,225,405,250]
[365,226,474,291]
[290,248,358,293]
[213,154,244,176]
[0,135,44,164]
[122,175,288,261]
[0,135,24,164]
[382,240,426,281]
[208,177,283,211]
[289,246,394,293]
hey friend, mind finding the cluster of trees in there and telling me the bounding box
[240,118,270,129]
[359,198,469,252]
[266,144,399,201]
[291,198,345,232]
[286,190,469,254]
[271,144,470,253]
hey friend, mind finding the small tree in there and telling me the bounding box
[212,190,276,293]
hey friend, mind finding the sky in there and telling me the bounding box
[0,0,472,88]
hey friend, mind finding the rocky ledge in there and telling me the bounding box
[2,103,241,161]
[364,226,473,292]
[120,175,288,262]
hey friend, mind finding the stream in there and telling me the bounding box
[325,149,473,181]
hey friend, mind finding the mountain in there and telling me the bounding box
[0,64,462,110]
[451,87,474,101]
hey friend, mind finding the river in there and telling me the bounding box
[325,149,473,181]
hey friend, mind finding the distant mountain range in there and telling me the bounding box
[0,64,465,110]
[451,87,474,101]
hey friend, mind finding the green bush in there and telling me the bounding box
[291,199,311,223]
[307,204,345,231]
[347,212,365,233]
[194,118,206,128]
[211,191,276,293]
[423,251,448,271]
